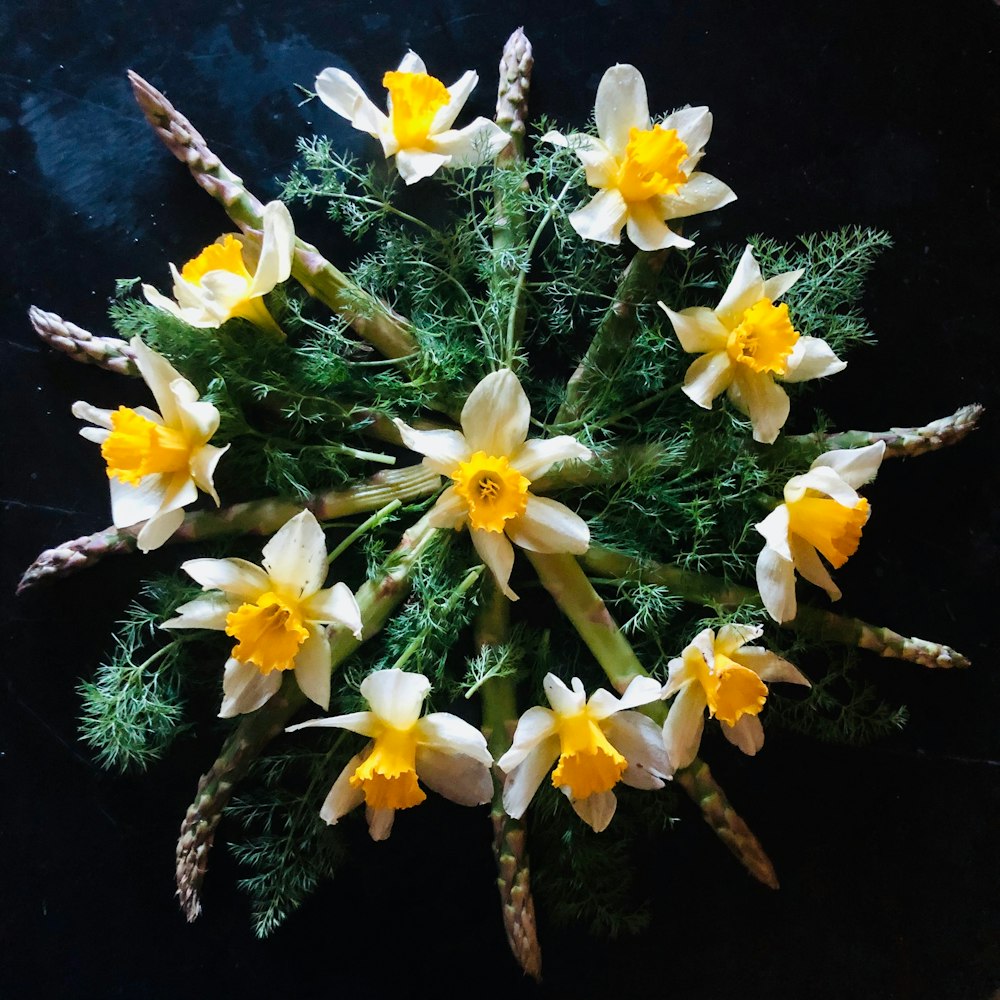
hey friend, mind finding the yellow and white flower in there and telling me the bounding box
[543,64,735,250]
[394,369,592,600]
[315,52,509,185]
[286,668,493,841]
[660,244,847,444]
[72,338,229,552]
[661,625,810,769]
[163,510,363,716]
[497,674,671,833]
[755,441,886,622]
[142,200,295,336]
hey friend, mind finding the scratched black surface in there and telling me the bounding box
[1,2,999,998]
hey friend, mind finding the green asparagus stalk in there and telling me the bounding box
[17,464,440,593]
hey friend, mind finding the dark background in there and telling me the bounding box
[2,1,998,997]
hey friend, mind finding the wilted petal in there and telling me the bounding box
[460,369,530,457]
[568,188,628,245]
[811,441,885,489]
[360,668,430,729]
[721,714,765,755]
[246,201,295,297]
[733,646,810,686]
[543,673,586,716]
[365,806,396,841]
[415,712,492,765]
[785,466,860,507]
[755,544,798,623]
[602,711,672,788]
[496,706,557,771]
[595,64,649,155]
[789,535,842,601]
[502,737,560,818]
[505,496,589,554]
[587,675,662,719]
[293,626,333,709]
[715,623,764,657]
[415,746,493,806]
[219,657,281,718]
[571,788,617,832]
[661,680,707,770]
[319,753,366,824]
[286,711,378,736]
[261,510,328,599]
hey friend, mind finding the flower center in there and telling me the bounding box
[225,590,309,674]
[551,711,627,799]
[726,298,800,375]
[787,496,870,569]
[350,726,427,810]
[704,653,768,727]
[101,407,191,485]
[382,70,449,149]
[180,234,253,287]
[451,451,530,533]
[615,125,689,203]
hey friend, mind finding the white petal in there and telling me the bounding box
[360,668,430,729]
[755,544,798,623]
[72,400,115,430]
[496,706,557,771]
[576,140,619,188]
[426,486,469,530]
[189,443,229,504]
[142,284,186,320]
[659,172,737,222]
[785,466,860,507]
[460,369,530,457]
[595,64,649,155]
[246,200,295,297]
[392,420,468,474]
[625,200,692,252]
[502,737,559,819]
[181,557,270,598]
[731,369,790,445]
[135,507,187,553]
[293,627,332,710]
[261,510,328,599]
[429,120,510,165]
[715,623,764,656]
[587,675,662,720]
[319,753,366,824]
[661,680,707,770]
[108,473,166,529]
[219,657,281,718]
[161,592,234,631]
[568,188,628,245]
[683,351,734,409]
[571,789,617,832]
[415,713,492,765]
[130,337,184,426]
[762,268,804,302]
[395,148,450,184]
[789,535,842,601]
[811,441,885,489]
[470,528,517,600]
[783,337,847,383]
[365,806,395,841]
[302,581,362,638]
[660,305,729,355]
[511,436,591,480]
[602,711,673,787]
[432,70,476,132]
[721,714,765,755]
[414,747,493,806]
[716,246,765,326]
[664,105,712,158]
[732,647,810,687]
[396,51,426,74]
[315,67,388,136]
[755,505,792,561]
[286,711,378,736]
[505,496,589,555]
[543,673,586,716]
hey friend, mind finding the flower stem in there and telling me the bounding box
[17,464,440,592]
[325,499,402,564]
[29,306,139,376]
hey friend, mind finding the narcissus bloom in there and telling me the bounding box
[143,200,294,336]
[286,668,493,841]
[497,674,671,833]
[660,244,847,444]
[661,625,810,769]
[163,510,362,716]
[543,64,735,250]
[72,337,228,551]
[394,369,592,600]
[315,52,509,185]
[755,442,886,622]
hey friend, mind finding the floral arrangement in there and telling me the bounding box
[20,29,982,977]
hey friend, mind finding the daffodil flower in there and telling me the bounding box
[142,200,295,336]
[661,625,810,769]
[543,64,735,250]
[162,510,362,716]
[755,442,886,622]
[394,369,591,600]
[286,668,493,841]
[315,51,509,185]
[660,244,847,444]
[497,674,671,833]
[72,337,228,552]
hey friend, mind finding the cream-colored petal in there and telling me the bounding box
[762,268,804,302]
[568,188,628,245]
[415,712,492,765]
[502,737,560,819]
[505,496,589,555]
[587,675,662,720]
[360,668,430,729]
[130,337,185,426]
[785,466,860,507]
[721,714,765,756]
[810,441,885,490]
[496,706,557,771]
[286,711,379,736]
[246,200,295,297]
[293,626,332,710]
[142,284,186,320]
[302,581,362,638]
[431,70,477,132]
[511,436,591,480]
[732,647,810,687]
[429,120,510,165]
[659,172,737,222]
[189,443,229,505]
[683,351,734,409]
[108,473,165,530]
[395,148,450,184]
[365,806,396,841]
[426,485,469,531]
[174,394,220,447]
[716,246,765,326]
[135,507,187,553]
[162,592,235,631]
[714,623,764,656]
[261,509,328,599]
[661,680,707,770]
[396,50,427,74]
[219,657,281,718]
[181,557,270,599]
[662,655,691,699]
[755,504,792,561]
[602,711,672,788]
[783,337,847,383]
[79,427,109,445]
[414,747,493,806]
[595,63,650,156]
[732,369,790,444]
[576,140,619,188]
[470,528,517,600]
[314,67,388,136]
[755,544,798,623]
[660,305,729,354]
[571,788,617,832]
[625,200,692,251]
[392,420,469,474]
[72,400,115,430]
[319,753,366,824]
[789,535,842,601]
[663,105,712,158]
[543,673,586,716]
[460,368,530,457]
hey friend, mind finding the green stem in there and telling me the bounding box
[326,500,402,565]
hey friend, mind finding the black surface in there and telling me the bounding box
[2,2,999,997]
